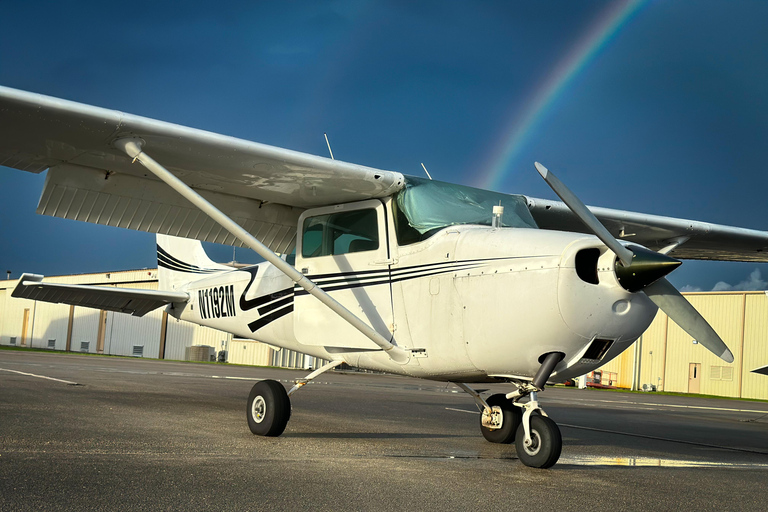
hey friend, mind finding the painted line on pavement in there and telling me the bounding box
[444,407,768,455]
[0,367,79,385]
[561,396,768,415]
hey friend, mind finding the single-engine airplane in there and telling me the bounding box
[3,86,767,468]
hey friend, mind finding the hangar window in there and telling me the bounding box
[302,208,379,258]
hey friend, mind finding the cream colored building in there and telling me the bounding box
[599,291,768,400]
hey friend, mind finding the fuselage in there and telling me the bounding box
[172,196,658,384]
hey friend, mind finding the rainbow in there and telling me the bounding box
[476,0,649,191]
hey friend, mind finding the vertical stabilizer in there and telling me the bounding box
[156,234,231,290]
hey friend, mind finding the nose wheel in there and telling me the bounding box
[457,352,564,468]
[514,405,562,468]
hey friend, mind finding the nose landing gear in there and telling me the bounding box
[511,390,562,468]
[458,352,564,468]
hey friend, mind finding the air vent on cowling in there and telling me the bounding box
[575,248,600,285]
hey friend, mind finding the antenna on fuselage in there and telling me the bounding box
[420,163,433,180]
[324,133,335,160]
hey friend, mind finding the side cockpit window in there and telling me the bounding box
[301,208,379,258]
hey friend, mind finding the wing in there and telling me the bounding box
[526,197,768,262]
[0,86,404,253]
[12,274,189,317]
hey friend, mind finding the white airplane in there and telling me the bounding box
[2,86,766,468]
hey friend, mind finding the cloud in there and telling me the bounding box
[711,269,768,292]
[679,284,703,293]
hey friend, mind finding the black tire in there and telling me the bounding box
[246,380,291,436]
[514,415,562,469]
[480,394,522,444]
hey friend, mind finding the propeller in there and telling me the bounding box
[534,162,734,363]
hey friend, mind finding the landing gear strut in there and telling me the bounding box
[459,352,564,468]
[246,360,342,437]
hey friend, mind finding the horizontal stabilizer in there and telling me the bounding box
[12,274,189,317]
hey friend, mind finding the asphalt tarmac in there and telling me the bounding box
[2,350,768,511]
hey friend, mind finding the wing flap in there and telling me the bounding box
[527,197,768,262]
[12,274,190,317]
[38,164,300,253]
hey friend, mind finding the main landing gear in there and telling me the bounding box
[458,352,564,469]
[246,361,342,437]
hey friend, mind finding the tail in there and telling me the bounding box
[156,234,232,290]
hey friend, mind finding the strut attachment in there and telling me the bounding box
[505,352,564,448]
[287,360,343,396]
[115,138,408,364]
[454,382,503,429]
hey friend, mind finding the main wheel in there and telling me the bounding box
[246,380,291,436]
[480,394,522,444]
[514,415,562,468]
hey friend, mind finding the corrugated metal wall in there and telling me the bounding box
[29,302,70,350]
[664,294,744,395]
[596,291,768,400]
[741,294,768,399]
[70,307,101,353]
[0,289,6,343]
[229,339,274,366]
[2,294,36,346]
[164,315,197,361]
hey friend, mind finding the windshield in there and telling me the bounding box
[394,176,538,245]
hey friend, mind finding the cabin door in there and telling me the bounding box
[294,200,394,349]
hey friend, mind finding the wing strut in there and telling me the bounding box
[114,138,408,364]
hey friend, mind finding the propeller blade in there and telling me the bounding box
[644,278,734,363]
[534,162,634,266]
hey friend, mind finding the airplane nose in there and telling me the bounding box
[614,246,681,292]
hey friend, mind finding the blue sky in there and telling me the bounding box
[2,0,768,291]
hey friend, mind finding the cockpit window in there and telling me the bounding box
[302,208,379,258]
[394,176,538,245]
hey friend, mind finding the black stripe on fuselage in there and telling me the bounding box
[245,257,519,332]
[248,304,294,332]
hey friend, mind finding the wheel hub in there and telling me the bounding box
[251,395,266,423]
[523,431,541,456]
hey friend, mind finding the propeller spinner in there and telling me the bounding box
[534,162,734,363]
